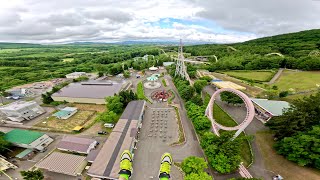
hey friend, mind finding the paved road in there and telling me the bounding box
[268,68,284,84]
[166,76,240,180]
[204,85,273,179]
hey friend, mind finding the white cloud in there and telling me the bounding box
[1,0,317,43]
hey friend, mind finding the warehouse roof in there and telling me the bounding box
[52,80,125,99]
[120,100,146,120]
[36,152,87,176]
[4,129,44,145]
[88,100,145,179]
[0,101,37,111]
[57,136,97,154]
[251,99,290,116]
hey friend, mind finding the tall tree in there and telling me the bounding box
[267,91,320,139]
[220,92,243,105]
[20,170,44,180]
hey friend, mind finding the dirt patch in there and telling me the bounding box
[69,103,106,112]
[34,110,96,132]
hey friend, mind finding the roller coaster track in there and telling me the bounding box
[227,46,238,51]
[265,52,284,57]
[309,50,320,57]
[205,88,255,138]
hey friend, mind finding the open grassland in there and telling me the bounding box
[274,70,320,92]
[62,58,75,62]
[221,70,275,82]
[35,110,96,132]
[256,131,320,180]
[213,103,252,167]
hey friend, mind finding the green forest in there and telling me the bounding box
[1,29,319,90]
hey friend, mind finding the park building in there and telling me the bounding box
[65,72,87,79]
[51,80,132,104]
[36,152,87,177]
[57,136,98,154]
[4,129,53,151]
[52,107,78,119]
[251,98,290,123]
[88,100,146,179]
[0,101,45,122]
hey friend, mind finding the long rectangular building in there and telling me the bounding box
[87,100,146,179]
[52,80,131,104]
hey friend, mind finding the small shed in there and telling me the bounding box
[73,126,83,132]
[15,149,34,160]
[52,107,77,120]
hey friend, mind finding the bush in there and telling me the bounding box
[279,91,289,98]
[182,156,208,175]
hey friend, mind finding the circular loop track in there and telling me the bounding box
[205,88,255,134]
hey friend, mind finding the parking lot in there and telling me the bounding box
[131,105,182,180]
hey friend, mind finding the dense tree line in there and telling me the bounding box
[181,156,212,180]
[97,90,137,124]
[267,91,320,169]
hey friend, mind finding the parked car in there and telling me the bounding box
[98,131,107,135]
[104,123,115,128]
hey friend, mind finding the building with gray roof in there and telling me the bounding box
[36,152,87,176]
[57,136,98,154]
[251,98,290,122]
[87,100,146,179]
[52,80,131,104]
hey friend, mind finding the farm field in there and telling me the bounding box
[274,70,320,92]
[221,70,275,82]
[256,131,320,180]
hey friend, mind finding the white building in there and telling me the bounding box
[65,72,86,79]
[4,129,53,151]
[0,101,45,122]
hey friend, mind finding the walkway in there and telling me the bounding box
[268,68,284,84]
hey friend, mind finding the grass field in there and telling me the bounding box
[137,81,152,103]
[0,49,21,53]
[256,131,320,180]
[62,58,75,62]
[213,103,252,167]
[274,70,320,92]
[222,70,275,82]
[35,110,96,132]
[162,79,167,87]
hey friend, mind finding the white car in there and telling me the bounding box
[104,123,115,128]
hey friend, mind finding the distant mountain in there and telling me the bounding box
[68,40,213,46]
[0,42,41,48]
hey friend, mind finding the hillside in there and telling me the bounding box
[179,29,320,71]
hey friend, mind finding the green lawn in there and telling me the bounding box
[212,103,252,167]
[0,49,21,53]
[162,79,167,87]
[274,70,320,92]
[62,58,75,62]
[137,81,152,103]
[222,70,275,82]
